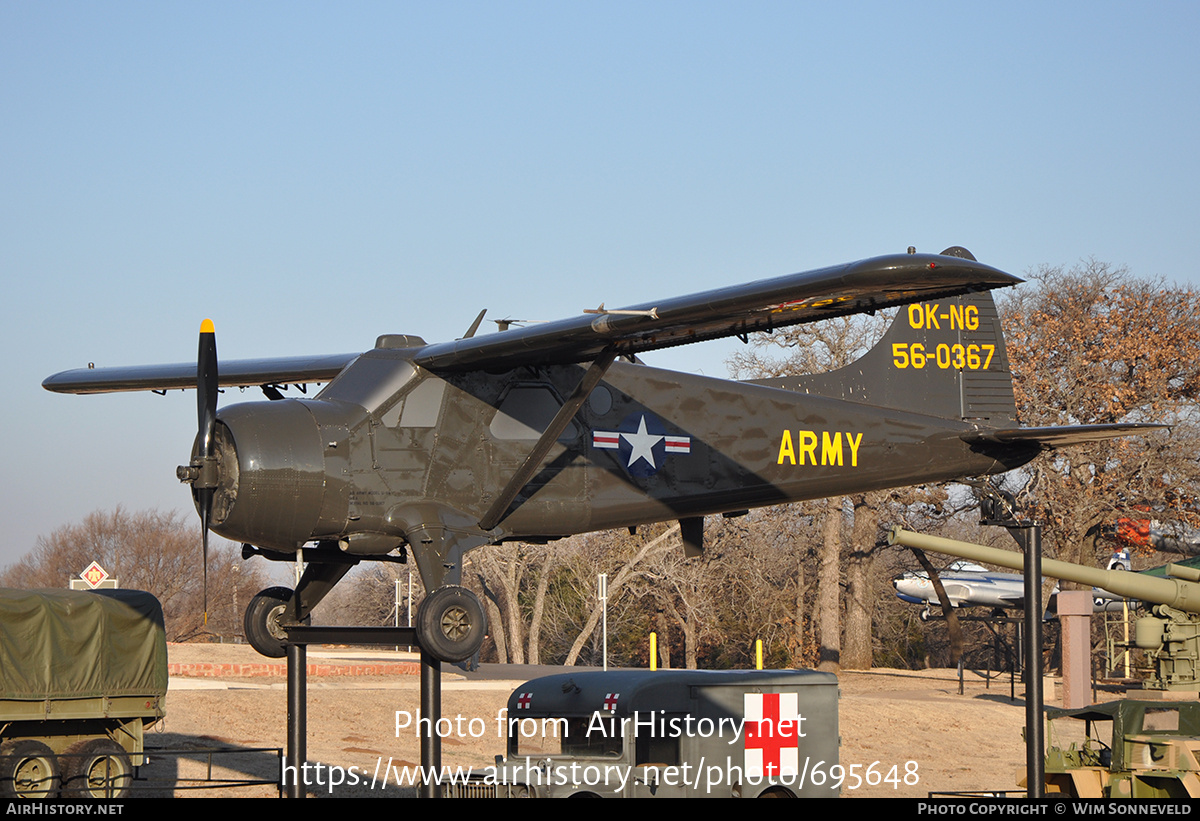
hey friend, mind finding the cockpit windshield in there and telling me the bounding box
[316,353,417,414]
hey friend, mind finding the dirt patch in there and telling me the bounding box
[150,644,1087,798]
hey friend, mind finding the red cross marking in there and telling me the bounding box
[745,693,798,777]
[517,692,532,709]
[604,693,619,712]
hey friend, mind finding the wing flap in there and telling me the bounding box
[43,353,359,395]
[413,252,1021,371]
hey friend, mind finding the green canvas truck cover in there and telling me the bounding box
[0,588,167,702]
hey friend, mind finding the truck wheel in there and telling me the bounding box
[244,586,298,658]
[0,739,61,799]
[61,739,132,799]
[757,786,796,797]
[415,586,487,663]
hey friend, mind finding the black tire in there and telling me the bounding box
[0,739,61,799]
[415,586,487,663]
[244,586,297,658]
[60,739,132,799]
[757,786,796,798]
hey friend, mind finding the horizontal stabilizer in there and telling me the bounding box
[962,423,1167,449]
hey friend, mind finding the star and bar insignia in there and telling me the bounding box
[592,413,691,477]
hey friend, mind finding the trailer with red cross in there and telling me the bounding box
[448,668,838,798]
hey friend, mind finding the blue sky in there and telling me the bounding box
[3,2,1198,571]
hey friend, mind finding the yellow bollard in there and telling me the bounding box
[650,631,657,670]
[755,639,763,670]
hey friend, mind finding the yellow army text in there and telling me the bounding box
[777,431,863,467]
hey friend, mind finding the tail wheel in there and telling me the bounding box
[244,586,307,658]
[61,739,132,799]
[0,739,60,799]
[415,586,487,663]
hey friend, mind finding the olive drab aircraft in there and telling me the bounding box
[43,247,1161,663]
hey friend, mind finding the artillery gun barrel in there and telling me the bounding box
[888,527,1200,614]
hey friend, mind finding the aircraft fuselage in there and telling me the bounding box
[205,355,1037,560]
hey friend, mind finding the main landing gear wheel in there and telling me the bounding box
[60,739,132,799]
[0,739,61,799]
[244,586,306,658]
[415,585,487,663]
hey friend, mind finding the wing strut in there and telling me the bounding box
[478,348,618,532]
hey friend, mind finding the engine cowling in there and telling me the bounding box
[187,400,336,551]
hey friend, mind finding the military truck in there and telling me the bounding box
[1040,700,1200,798]
[0,588,168,799]
[445,668,839,798]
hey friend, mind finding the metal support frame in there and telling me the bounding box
[286,643,306,799]
[284,625,441,798]
[978,488,1046,798]
[1007,523,1045,800]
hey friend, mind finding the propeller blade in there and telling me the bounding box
[196,319,217,624]
[198,318,217,458]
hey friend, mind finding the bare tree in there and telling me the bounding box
[526,548,557,665]
[632,546,718,669]
[842,493,881,670]
[474,544,528,664]
[696,509,816,669]
[318,562,421,629]
[562,524,681,666]
[815,497,843,671]
[1000,261,1200,570]
[1,507,269,641]
[466,542,559,664]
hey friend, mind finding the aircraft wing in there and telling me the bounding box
[42,353,360,395]
[44,251,1018,393]
[940,583,973,607]
[412,252,1020,372]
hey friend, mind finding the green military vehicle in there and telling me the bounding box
[887,528,1200,799]
[0,588,168,799]
[1041,700,1200,798]
[446,668,840,798]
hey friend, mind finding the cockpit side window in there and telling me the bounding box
[489,385,579,441]
[392,378,446,428]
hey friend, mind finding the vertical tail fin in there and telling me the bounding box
[748,289,1017,424]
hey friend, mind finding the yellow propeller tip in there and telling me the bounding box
[200,318,215,334]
